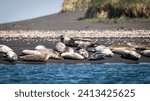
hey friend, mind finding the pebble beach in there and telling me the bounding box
[0,29,150,64]
[0,11,150,64]
[0,30,150,39]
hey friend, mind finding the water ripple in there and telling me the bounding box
[0,63,150,84]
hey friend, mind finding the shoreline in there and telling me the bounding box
[0,30,150,39]
[0,30,150,64]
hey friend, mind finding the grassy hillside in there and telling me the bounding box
[62,0,150,19]
[85,0,150,19]
[62,0,91,12]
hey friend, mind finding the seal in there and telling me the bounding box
[20,45,63,62]
[121,50,141,61]
[78,49,89,59]
[60,35,96,47]
[61,52,84,60]
[60,35,77,47]
[91,45,114,57]
[35,45,63,60]
[113,49,141,61]
[55,42,66,53]
[21,50,42,55]
[0,44,17,62]
[0,44,13,53]
[55,42,74,53]
[141,50,150,57]
[109,44,136,51]
[3,51,18,62]
[88,53,105,61]
[76,41,96,50]
[92,45,106,52]
[35,45,47,50]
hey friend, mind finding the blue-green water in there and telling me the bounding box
[0,63,150,84]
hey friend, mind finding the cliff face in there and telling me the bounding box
[62,0,150,18]
[62,0,91,12]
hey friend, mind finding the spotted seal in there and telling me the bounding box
[88,53,105,61]
[0,44,17,62]
[78,49,89,59]
[55,42,74,53]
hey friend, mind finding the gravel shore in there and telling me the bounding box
[0,30,150,39]
[0,30,150,64]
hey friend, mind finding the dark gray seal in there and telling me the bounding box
[88,53,105,61]
[60,35,77,47]
[60,35,96,47]
[113,49,141,61]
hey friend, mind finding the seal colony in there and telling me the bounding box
[0,35,150,63]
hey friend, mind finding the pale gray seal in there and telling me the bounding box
[35,45,47,50]
[92,45,106,51]
[92,45,114,57]
[55,42,66,53]
[141,50,150,57]
[0,45,13,53]
[88,53,105,61]
[0,44,18,62]
[61,52,84,60]
[20,45,63,62]
[3,51,18,62]
[55,42,74,53]
[78,49,89,59]
[76,41,96,50]
[109,44,136,51]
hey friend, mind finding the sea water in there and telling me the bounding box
[0,63,150,84]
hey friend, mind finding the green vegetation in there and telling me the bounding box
[62,0,150,23]
[85,0,150,19]
[81,17,150,24]
[62,0,91,12]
